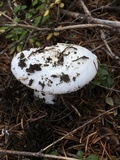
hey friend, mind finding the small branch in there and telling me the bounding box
[93,18,120,29]
[54,24,111,30]
[91,5,120,13]
[100,30,119,59]
[60,9,120,29]
[77,0,120,59]
[0,106,119,159]
[0,149,78,160]
[0,9,111,31]
[2,22,112,31]
[0,11,13,22]
[41,105,120,152]
[60,1,120,60]
[91,83,120,93]
[91,37,117,52]
[0,105,119,159]
[79,0,92,20]
[79,0,120,29]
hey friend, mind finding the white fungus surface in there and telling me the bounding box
[11,43,98,104]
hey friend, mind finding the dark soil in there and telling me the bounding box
[0,0,120,159]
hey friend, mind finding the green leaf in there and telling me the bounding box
[32,0,38,6]
[105,97,114,106]
[98,65,108,76]
[43,150,58,159]
[17,44,23,52]
[35,41,41,47]
[12,28,22,35]
[50,150,58,155]
[77,150,84,158]
[0,26,8,33]
[37,4,44,11]
[13,17,21,23]
[41,14,49,24]
[29,38,35,44]
[25,13,33,19]
[92,64,114,88]
[86,154,99,160]
[41,0,45,3]
[106,76,114,87]
[21,5,27,10]
[0,26,8,30]
[13,5,21,13]
[20,30,27,39]
[0,2,3,6]
[34,16,41,26]
[102,76,114,87]
[5,34,13,39]
[29,8,34,13]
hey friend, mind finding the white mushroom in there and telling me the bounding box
[11,43,98,104]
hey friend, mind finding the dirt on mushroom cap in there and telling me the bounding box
[11,43,98,94]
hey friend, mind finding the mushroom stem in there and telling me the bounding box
[34,90,56,104]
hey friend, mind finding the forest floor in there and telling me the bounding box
[0,0,120,160]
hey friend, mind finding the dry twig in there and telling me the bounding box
[60,9,120,29]
[42,105,120,151]
[100,30,119,59]
[0,106,119,159]
[78,0,120,59]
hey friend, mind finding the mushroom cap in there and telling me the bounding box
[11,43,98,94]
